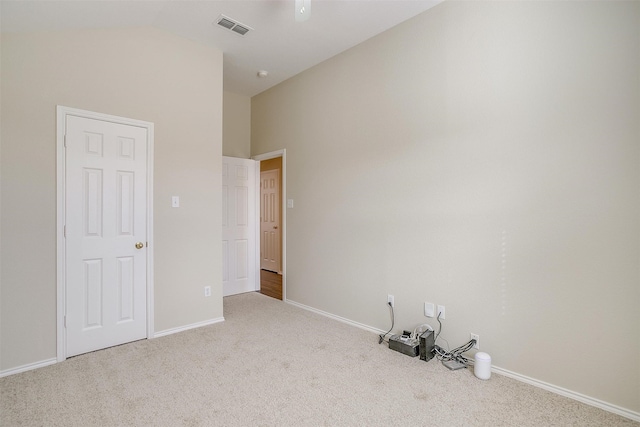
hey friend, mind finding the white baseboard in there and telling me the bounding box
[153,317,225,338]
[286,299,640,423]
[492,366,640,422]
[0,318,226,378]
[285,299,387,336]
[0,358,57,378]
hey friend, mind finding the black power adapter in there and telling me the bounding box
[419,330,435,361]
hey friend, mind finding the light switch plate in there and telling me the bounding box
[172,196,180,208]
[424,302,435,318]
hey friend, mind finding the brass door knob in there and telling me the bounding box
[135,242,144,249]
[273,226,278,229]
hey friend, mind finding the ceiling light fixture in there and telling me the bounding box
[295,0,311,22]
[257,70,269,78]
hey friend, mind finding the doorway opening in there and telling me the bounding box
[253,150,286,301]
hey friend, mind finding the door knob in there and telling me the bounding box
[273,226,278,229]
[135,242,144,249]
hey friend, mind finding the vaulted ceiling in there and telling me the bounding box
[1,1,443,96]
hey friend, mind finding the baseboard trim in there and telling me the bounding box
[1,318,227,377]
[153,317,225,338]
[492,366,640,422]
[286,299,386,336]
[0,358,57,378]
[286,298,639,423]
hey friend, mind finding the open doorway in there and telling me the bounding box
[260,160,281,274]
[253,150,286,301]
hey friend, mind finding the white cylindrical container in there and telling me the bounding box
[474,352,491,380]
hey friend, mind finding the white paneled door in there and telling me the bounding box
[222,157,257,296]
[65,115,148,357]
[260,169,281,273]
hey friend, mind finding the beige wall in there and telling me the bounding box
[1,27,223,370]
[252,1,640,413]
[223,91,251,158]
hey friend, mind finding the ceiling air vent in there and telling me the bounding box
[215,14,253,36]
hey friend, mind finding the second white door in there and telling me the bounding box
[222,157,257,296]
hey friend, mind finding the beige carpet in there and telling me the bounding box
[1,292,637,426]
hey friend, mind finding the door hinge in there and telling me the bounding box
[64,315,67,328]
[63,134,67,148]
[64,225,66,238]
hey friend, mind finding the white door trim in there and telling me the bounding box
[56,106,154,362]
[252,149,286,301]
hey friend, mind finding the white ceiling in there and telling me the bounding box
[1,1,443,97]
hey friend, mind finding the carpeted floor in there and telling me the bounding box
[1,292,637,426]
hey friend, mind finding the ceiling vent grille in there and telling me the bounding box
[215,15,252,36]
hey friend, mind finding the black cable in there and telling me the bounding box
[435,311,443,341]
[378,302,394,344]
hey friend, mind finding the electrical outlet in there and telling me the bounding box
[437,305,445,319]
[204,286,211,297]
[470,333,480,349]
[387,294,394,308]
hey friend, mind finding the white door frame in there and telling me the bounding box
[56,106,155,362]
[252,149,286,301]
